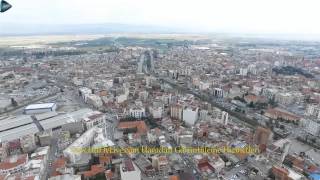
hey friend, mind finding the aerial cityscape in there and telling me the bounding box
[2,0,320,180]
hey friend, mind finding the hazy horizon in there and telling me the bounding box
[1,24,320,42]
[1,0,320,40]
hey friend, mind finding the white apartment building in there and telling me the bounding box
[183,107,198,126]
[305,119,320,136]
[82,111,105,130]
[221,111,229,125]
[117,94,128,104]
[305,104,320,117]
[63,127,98,164]
[129,107,146,119]
[150,106,163,119]
[199,82,210,90]
[78,87,92,101]
[239,68,248,76]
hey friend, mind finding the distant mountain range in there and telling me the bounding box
[0,23,184,36]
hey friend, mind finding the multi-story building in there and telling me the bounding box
[27,146,50,179]
[213,88,224,98]
[129,107,146,119]
[305,104,320,117]
[174,130,193,146]
[228,85,242,98]
[199,109,208,121]
[38,130,53,147]
[212,108,229,125]
[20,134,37,153]
[239,68,248,76]
[199,82,210,90]
[170,103,184,120]
[63,127,100,164]
[275,92,294,105]
[221,111,229,125]
[161,93,172,105]
[254,127,272,151]
[267,139,291,163]
[271,166,304,180]
[78,87,92,101]
[304,119,320,136]
[150,106,163,119]
[117,93,128,104]
[86,94,103,108]
[139,91,149,102]
[135,156,155,177]
[261,88,278,100]
[183,107,198,126]
[82,111,105,130]
[152,155,168,174]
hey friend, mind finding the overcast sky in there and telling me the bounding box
[1,0,320,35]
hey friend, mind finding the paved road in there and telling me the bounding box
[45,138,59,180]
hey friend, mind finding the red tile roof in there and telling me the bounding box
[81,165,104,178]
[0,154,28,170]
[198,161,214,172]
[8,140,21,149]
[0,175,37,180]
[170,175,180,180]
[124,159,135,171]
[50,157,67,177]
[265,108,300,121]
[118,121,148,135]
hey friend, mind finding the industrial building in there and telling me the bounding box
[0,108,93,144]
[0,123,39,142]
[24,103,57,115]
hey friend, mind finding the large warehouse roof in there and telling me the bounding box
[39,114,73,130]
[68,108,93,122]
[0,115,33,132]
[25,103,56,110]
[0,108,94,142]
[35,111,59,121]
[40,108,93,130]
[0,123,39,142]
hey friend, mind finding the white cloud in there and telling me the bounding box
[1,0,320,34]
